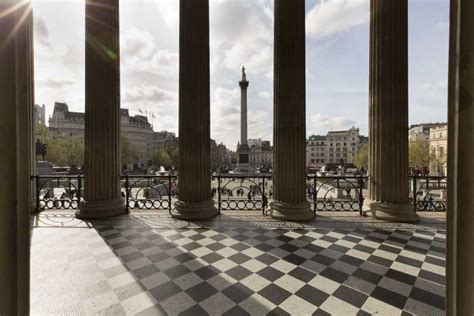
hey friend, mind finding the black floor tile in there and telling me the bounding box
[258,284,292,305]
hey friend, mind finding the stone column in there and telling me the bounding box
[364,0,418,222]
[0,1,34,314]
[270,0,313,221]
[240,66,249,146]
[172,0,218,220]
[76,0,125,219]
[447,0,474,314]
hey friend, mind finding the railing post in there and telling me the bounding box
[336,178,340,188]
[262,175,266,215]
[35,175,40,213]
[217,174,221,214]
[125,175,130,213]
[412,176,417,212]
[77,175,82,208]
[168,175,172,214]
[313,175,317,213]
[358,176,364,216]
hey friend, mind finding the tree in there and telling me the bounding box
[409,140,430,169]
[354,143,368,169]
[63,137,84,167]
[121,136,139,164]
[152,149,172,168]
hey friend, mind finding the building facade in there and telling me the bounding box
[409,122,446,141]
[48,102,154,164]
[307,127,361,166]
[429,124,448,175]
[33,104,46,126]
[249,139,273,168]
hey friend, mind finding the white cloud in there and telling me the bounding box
[306,0,369,38]
[210,1,273,76]
[308,113,356,135]
[258,91,271,99]
[122,86,174,104]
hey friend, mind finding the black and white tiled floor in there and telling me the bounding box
[31,211,445,315]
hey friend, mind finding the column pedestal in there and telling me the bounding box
[364,200,418,222]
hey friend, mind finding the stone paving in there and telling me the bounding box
[31,211,445,315]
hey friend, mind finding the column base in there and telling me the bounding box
[269,200,314,222]
[75,197,126,220]
[171,199,218,220]
[363,199,419,223]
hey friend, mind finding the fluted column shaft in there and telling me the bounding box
[365,0,418,222]
[172,0,217,220]
[0,1,34,313]
[76,0,125,219]
[240,82,248,145]
[270,0,313,221]
[447,0,474,314]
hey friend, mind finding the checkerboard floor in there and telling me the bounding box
[31,212,445,315]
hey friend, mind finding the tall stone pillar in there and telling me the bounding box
[364,0,418,222]
[270,0,313,221]
[76,0,125,219]
[0,1,34,314]
[172,0,218,220]
[240,66,249,146]
[446,0,474,314]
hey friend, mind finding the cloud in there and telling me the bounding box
[122,86,174,104]
[308,113,356,135]
[36,78,75,89]
[121,27,178,77]
[34,16,51,47]
[306,0,369,38]
[210,1,273,77]
[258,91,271,99]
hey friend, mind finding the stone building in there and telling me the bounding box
[249,139,273,168]
[306,127,361,166]
[153,130,178,151]
[48,102,154,164]
[409,122,446,141]
[33,104,46,126]
[306,135,326,166]
[429,124,448,175]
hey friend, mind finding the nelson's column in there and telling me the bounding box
[234,66,251,173]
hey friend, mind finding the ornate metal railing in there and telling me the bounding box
[121,175,177,212]
[31,174,446,214]
[410,175,447,212]
[31,175,83,211]
[212,174,271,214]
[306,175,368,214]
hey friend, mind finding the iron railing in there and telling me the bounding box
[121,175,177,213]
[307,175,368,214]
[410,175,447,212]
[212,174,271,214]
[31,174,447,213]
[31,175,83,211]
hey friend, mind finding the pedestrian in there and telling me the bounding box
[262,193,268,210]
[427,195,435,211]
[247,191,252,201]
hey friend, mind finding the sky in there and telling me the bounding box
[32,0,450,149]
